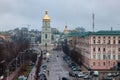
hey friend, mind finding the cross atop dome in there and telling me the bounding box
[43,10,50,21]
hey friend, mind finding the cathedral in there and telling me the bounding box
[40,11,54,51]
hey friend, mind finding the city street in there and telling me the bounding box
[39,50,120,80]
[45,50,70,80]
[42,50,87,80]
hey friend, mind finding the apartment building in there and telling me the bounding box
[68,31,120,70]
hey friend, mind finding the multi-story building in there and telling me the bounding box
[68,30,120,70]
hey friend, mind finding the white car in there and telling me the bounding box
[93,71,99,77]
[76,72,86,78]
[107,73,112,77]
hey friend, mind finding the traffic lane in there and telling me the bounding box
[46,50,69,80]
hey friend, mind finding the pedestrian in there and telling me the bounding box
[31,73,32,79]
[47,70,49,76]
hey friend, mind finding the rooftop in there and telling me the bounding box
[68,30,120,38]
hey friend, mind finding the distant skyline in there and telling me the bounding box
[0,0,120,31]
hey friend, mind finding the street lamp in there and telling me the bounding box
[16,58,18,70]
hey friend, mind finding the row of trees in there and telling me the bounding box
[0,31,30,77]
[62,38,82,67]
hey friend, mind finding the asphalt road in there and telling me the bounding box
[41,50,120,80]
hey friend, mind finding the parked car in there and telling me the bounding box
[62,77,70,80]
[107,73,113,77]
[84,74,91,79]
[75,72,86,78]
[69,72,76,77]
[102,77,112,80]
[93,71,99,77]
[39,74,47,80]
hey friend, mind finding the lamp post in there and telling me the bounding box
[15,58,18,70]
[7,66,9,80]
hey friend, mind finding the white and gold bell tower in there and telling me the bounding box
[40,11,53,51]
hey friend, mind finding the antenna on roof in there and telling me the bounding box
[92,13,95,32]
[111,27,113,31]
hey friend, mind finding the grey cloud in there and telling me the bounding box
[0,0,120,31]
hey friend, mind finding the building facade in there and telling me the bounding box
[68,31,120,70]
[40,11,54,51]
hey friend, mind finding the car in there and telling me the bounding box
[84,74,91,79]
[62,77,70,80]
[69,72,76,77]
[112,73,117,77]
[93,71,99,77]
[102,77,112,80]
[39,74,47,80]
[107,73,113,77]
[75,72,86,78]
[41,63,47,69]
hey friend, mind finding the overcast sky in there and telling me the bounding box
[0,0,120,31]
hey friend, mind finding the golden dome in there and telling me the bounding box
[43,11,50,21]
[64,25,69,33]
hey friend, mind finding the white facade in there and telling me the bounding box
[40,11,54,51]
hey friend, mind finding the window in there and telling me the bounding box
[103,48,106,52]
[98,54,101,60]
[113,37,116,39]
[108,40,111,44]
[98,40,100,44]
[93,36,96,39]
[108,61,110,66]
[118,40,120,44]
[118,48,120,52]
[103,55,106,60]
[93,62,96,66]
[113,55,116,60]
[45,43,47,47]
[93,40,96,44]
[93,55,96,59]
[108,36,110,39]
[113,62,115,65]
[98,62,101,66]
[98,48,100,51]
[103,62,106,66]
[93,48,96,52]
[108,55,111,60]
[45,34,47,39]
[113,40,116,44]
[118,55,120,60]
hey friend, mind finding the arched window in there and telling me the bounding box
[45,34,47,39]
[45,43,47,47]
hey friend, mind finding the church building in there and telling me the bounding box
[40,11,54,51]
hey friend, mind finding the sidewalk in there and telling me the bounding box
[6,67,20,80]
[27,66,36,80]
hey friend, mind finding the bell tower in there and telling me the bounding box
[40,11,53,51]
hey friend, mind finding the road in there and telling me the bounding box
[40,50,120,80]
[46,50,70,80]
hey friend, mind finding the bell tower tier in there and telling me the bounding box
[40,11,54,51]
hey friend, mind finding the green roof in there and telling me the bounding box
[68,30,120,38]
[53,31,61,35]
[92,30,120,35]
